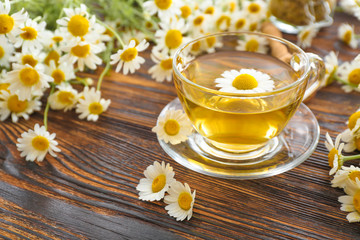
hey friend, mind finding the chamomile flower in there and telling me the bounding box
[164,181,196,221]
[338,23,357,49]
[348,110,360,131]
[325,132,345,175]
[56,4,96,40]
[42,29,65,51]
[49,83,79,112]
[60,38,102,71]
[143,0,181,20]
[44,50,61,66]
[16,124,61,162]
[76,87,111,122]
[213,12,232,31]
[155,18,190,53]
[4,63,53,101]
[297,25,319,48]
[321,51,338,87]
[110,39,149,74]
[341,119,360,153]
[203,34,223,53]
[188,13,211,35]
[0,37,13,68]
[179,2,195,19]
[338,178,360,223]
[152,108,193,145]
[243,0,267,22]
[45,60,75,85]
[0,69,9,92]
[148,49,173,82]
[0,0,28,42]
[136,161,175,201]
[121,30,146,45]
[215,69,274,94]
[236,35,268,53]
[0,90,41,122]
[332,165,360,189]
[10,50,45,70]
[14,19,47,53]
[231,12,249,31]
[337,61,360,93]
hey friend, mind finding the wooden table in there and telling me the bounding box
[1,11,360,240]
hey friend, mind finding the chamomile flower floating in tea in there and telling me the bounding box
[338,23,357,49]
[152,108,193,145]
[338,178,360,223]
[143,0,181,21]
[236,35,268,53]
[337,60,360,93]
[16,124,60,162]
[0,0,27,42]
[325,133,345,175]
[148,48,173,82]
[136,161,175,201]
[110,39,149,75]
[164,181,196,221]
[14,19,47,53]
[322,51,338,87]
[297,25,319,49]
[332,165,360,189]
[76,87,111,122]
[0,90,41,122]
[0,37,13,68]
[4,63,53,101]
[341,119,360,152]
[49,83,79,112]
[215,69,274,94]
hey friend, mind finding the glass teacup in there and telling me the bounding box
[161,32,323,179]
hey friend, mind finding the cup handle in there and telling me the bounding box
[303,53,325,101]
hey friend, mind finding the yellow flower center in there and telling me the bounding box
[32,136,50,151]
[348,111,360,130]
[52,36,63,43]
[193,16,204,26]
[216,15,231,29]
[51,69,66,84]
[249,22,258,31]
[229,1,236,12]
[248,3,261,13]
[165,29,183,49]
[348,68,360,85]
[232,73,258,90]
[67,15,90,37]
[22,55,38,67]
[204,6,215,15]
[7,95,28,113]
[164,119,180,136]
[301,31,310,42]
[245,39,259,52]
[178,192,192,211]
[151,174,166,193]
[353,190,360,213]
[145,21,153,29]
[154,0,172,10]
[328,148,339,168]
[120,47,138,62]
[349,171,360,182]
[343,30,352,45]
[180,5,192,18]
[0,46,4,58]
[88,102,103,115]
[160,58,173,70]
[0,14,14,34]
[71,44,90,58]
[0,83,9,91]
[20,26,38,40]
[57,91,75,105]
[191,41,201,52]
[19,67,40,86]
[206,36,216,48]
[235,19,246,29]
[44,50,60,66]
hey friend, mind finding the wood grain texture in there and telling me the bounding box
[1,11,360,240]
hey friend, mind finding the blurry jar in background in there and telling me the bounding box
[269,0,336,34]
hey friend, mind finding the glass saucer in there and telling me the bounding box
[157,98,320,180]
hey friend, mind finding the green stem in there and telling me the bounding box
[97,40,113,91]
[344,154,360,161]
[334,75,358,88]
[44,84,55,130]
[96,19,125,48]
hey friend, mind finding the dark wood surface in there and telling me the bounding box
[1,11,360,240]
